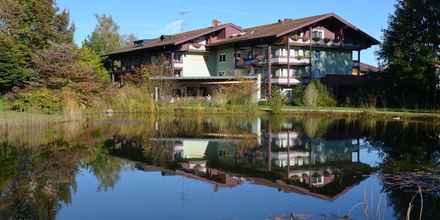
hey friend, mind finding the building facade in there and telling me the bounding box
[107,13,379,100]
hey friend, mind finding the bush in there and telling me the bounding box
[270,89,285,114]
[291,84,306,106]
[9,89,62,113]
[303,80,336,107]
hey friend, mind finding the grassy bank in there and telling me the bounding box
[2,103,440,126]
[0,111,67,128]
[259,105,440,120]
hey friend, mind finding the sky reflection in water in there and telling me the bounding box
[1,115,439,220]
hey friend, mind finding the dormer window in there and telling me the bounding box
[133,40,145,47]
[312,29,325,41]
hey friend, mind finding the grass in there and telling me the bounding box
[0,97,5,112]
[258,105,440,120]
[0,111,77,130]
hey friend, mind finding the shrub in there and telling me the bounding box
[9,89,62,113]
[291,84,306,106]
[270,89,285,114]
[303,80,336,107]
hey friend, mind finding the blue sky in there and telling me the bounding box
[58,0,396,66]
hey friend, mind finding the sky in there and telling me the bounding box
[57,0,397,66]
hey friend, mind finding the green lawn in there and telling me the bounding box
[258,105,440,119]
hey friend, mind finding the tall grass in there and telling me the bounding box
[0,97,5,111]
[96,85,156,114]
[270,89,285,114]
[303,80,336,107]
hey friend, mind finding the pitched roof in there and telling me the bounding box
[209,13,379,46]
[360,63,380,73]
[107,23,239,56]
[215,14,331,45]
[108,13,379,55]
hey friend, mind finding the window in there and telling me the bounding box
[219,54,226,63]
[218,71,225,76]
[311,175,324,185]
[312,30,324,40]
[174,70,182,77]
[315,51,321,61]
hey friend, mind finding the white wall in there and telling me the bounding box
[182,54,211,77]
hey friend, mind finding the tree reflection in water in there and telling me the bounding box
[0,115,439,219]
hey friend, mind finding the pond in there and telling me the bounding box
[0,115,439,220]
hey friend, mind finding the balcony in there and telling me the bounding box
[289,37,361,49]
[271,77,302,85]
[353,60,360,68]
[236,56,267,67]
[271,56,310,65]
[173,60,183,69]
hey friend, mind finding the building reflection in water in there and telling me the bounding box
[109,117,371,201]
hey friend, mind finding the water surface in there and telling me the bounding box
[1,115,439,220]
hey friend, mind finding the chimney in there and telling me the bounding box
[212,19,222,27]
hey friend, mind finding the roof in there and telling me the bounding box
[108,13,379,55]
[360,63,380,73]
[209,14,331,46]
[210,13,379,46]
[107,23,240,56]
[149,76,258,81]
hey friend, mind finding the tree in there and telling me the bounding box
[379,0,440,108]
[0,0,74,94]
[123,33,138,47]
[0,33,30,94]
[31,43,104,106]
[79,47,110,83]
[83,15,125,56]
[0,0,74,50]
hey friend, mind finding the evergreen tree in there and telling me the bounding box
[0,0,74,50]
[0,0,74,93]
[379,0,440,108]
[0,33,30,94]
[83,15,125,56]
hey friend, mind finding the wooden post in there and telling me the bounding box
[287,130,290,175]
[268,44,272,98]
[234,45,237,68]
[268,122,272,171]
[309,26,313,79]
[357,138,361,163]
[171,51,175,76]
[287,35,291,87]
[357,50,361,76]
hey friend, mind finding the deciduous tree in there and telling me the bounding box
[83,15,125,56]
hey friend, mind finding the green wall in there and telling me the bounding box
[213,47,236,76]
[311,49,353,78]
